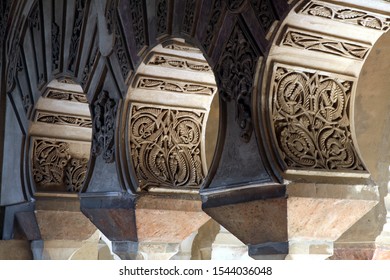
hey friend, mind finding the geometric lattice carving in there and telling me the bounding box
[91,90,118,163]
[147,54,212,72]
[282,30,370,60]
[130,105,205,191]
[32,139,88,192]
[271,66,366,171]
[137,77,216,95]
[301,1,390,31]
[217,23,258,142]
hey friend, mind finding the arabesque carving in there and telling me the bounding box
[147,54,211,72]
[163,42,201,53]
[130,105,205,191]
[202,0,223,52]
[32,139,88,192]
[91,90,117,163]
[217,24,257,142]
[114,17,132,80]
[35,111,92,128]
[156,0,168,35]
[182,0,196,34]
[137,77,215,95]
[301,1,390,31]
[46,90,88,103]
[282,30,369,59]
[129,0,146,53]
[271,66,366,171]
[250,0,275,34]
[227,0,246,12]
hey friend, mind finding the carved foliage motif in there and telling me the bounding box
[46,90,88,103]
[129,0,146,53]
[36,111,92,128]
[130,106,205,190]
[203,0,223,52]
[81,32,99,87]
[52,21,60,70]
[250,0,275,33]
[148,54,211,72]
[156,0,168,35]
[137,77,215,95]
[217,24,257,142]
[282,31,369,60]
[271,67,365,171]
[91,90,118,163]
[301,2,390,31]
[68,0,88,72]
[32,140,88,192]
[114,18,132,80]
[227,0,246,12]
[182,0,196,34]
[163,42,201,53]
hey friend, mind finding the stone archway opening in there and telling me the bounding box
[28,78,92,194]
[124,38,219,193]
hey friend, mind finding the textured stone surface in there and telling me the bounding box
[0,240,32,260]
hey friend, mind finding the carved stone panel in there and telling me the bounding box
[147,53,212,72]
[282,29,370,60]
[32,139,88,192]
[182,0,196,34]
[129,104,206,191]
[45,90,88,103]
[216,23,258,142]
[227,0,246,12]
[129,0,147,53]
[249,0,276,34]
[156,0,169,36]
[91,90,118,163]
[300,1,390,31]
[202,0,224,53]
[270,65,367,173]
[114,17,132,81]
[35,111,92,128]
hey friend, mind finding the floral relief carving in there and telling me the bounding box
[271,66,366,171]
[282,30,370,60]
[32,139,88,192]
[250,0,275,34]
[130,0,146,53]
[147,54,211,72]
[203,0,223,52]
[91,90,118,163]
[301,1,390,31]
[130,105,205,191]
[217,24,257,142]
[182,0,196,34]
[227,0,246,12]
[35,111,92,128]
[156,0,168,35]
[137,77,216,95]
[46,90,88,103]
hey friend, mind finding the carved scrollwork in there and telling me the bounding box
[32,139,88,192]
[217,24,257,142]
[105,0,116,35]
[91,90,118,163]
[52,21,60,71]
[35,111,92,128]
[182,0,196,34]
[227,0,246,12]
[271,66,366,171]
[250,0,275,34]
[163,41,201,53]
[301,1,390,31]
[129,0,146,53]
[147,54,211,72]
[137,77,215,95]
[46,90,88,103]
[156,0,168,35]
[282,30,370,60]
[114,17,132,80]
[130,105,205,191]
[203,0,223,52]
[81,32,99,87]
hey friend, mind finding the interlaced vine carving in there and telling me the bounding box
[156,0,168,36]
[227,0,246,12]
[81,31,99,87]
[137,77,215,95]
[130,105,205,191]
[129,0,146,53]
[282,30,369,60]
[114,17,132,80]
[271,66,366,171]
[250,0,275,34]
[46,90,88,103]
[91,90,118,163]
[301,1,390,31]
[52,21,60,71]
[147,54,211,72]
[203,0,223,52]
[32,139,88,192]
[216,24,257,142]
[35,111,92,128]
[182,0,196,34]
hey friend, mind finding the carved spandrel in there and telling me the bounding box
[147,54,211,72]
[271,66,366,172]
[216,23,258,142]
[91,90,118,163]
[282,30,370,60]
[137,77,216,95]
[301,1,390,31]
[130,105,205,191]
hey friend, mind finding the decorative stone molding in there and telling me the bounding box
[249,0,276,34]
[202,0,224,53]
[300,1,390,31]
[45,90,88,103]
[227,0,246,12]
[129,105,205,191]
[182,0,196,34]
[270,64,367,173]
[114,17,132,80]
[81,31,99,88]
[136,76,216,95]
[91,90,118,163]
[163,41,201,53]
[281,29,370,60]
[156,0,168,36]
[129,0,147,53]
[35,111,92,128]
[217,23,258,142]
[147,54,212,72]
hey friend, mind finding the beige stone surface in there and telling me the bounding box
[0,240,32,260]
[288,197,377,240]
